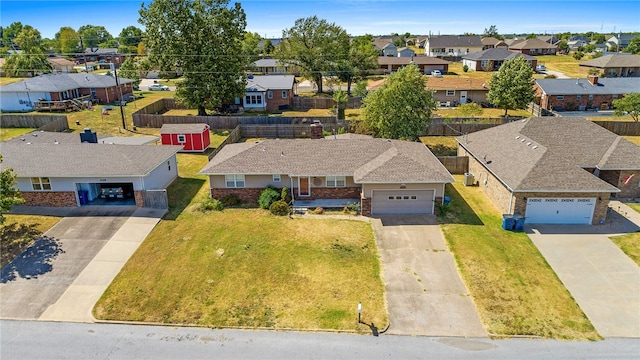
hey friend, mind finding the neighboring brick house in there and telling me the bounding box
[508,38,557,55]
[199,138,454,216]
[1,132,181,208]
[377,56,450,74]
[579,54,640,77]
[424,35,483,57]
[462,48,537,72]
[456,117,640,225]
[426,77,489,105]
[481,37,508,50]
[0,73,134,112]
[242,75,295,111]
[76,48,127,67]
[534,75,640,111]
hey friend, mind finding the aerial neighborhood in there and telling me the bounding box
[1,0,640,356]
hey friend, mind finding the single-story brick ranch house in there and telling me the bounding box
[199,138,455,216]
[461,48,537,72]
[377,56,450,75]
[426,77,489,105]
[1,132,181,207]
[456,117,640,225]
[534,75,640,110]
[0,73,134,112]
[241,75,295,111]
[579,54,640,78]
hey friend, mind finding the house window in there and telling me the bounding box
[576,95,581,101]
[267,91,273,99]
[588,94,594,100]
[31,177,51,191]
[480,60,488,68]
[177,134,186,143]
[612,94,619,99]
[282,91,287,99]
[466,48,469,54]
[245,95,262,104]
[225,174,245,188]
[273,174,281,182]
[326,176,346,187]
[556,95,564,100]
[448,48,454,54]
[446,90,456,96]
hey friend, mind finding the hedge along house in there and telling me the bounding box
[456,117,640,225]
[199,138,454,216]
[1,137,182,208]
[240,75,295,111]
[160,123,211,152]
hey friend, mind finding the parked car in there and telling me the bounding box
[536,64,546,72]
[99,187,125,200]
[148,84,170,91]
[430,70,443,77]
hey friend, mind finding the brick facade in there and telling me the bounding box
[535,77,626,111]
[134,190,144,207]
[21,191,77,207]
[605,170,640,199]
[265,89,293,111]
[211,188,263,203]
[360,197,371,216]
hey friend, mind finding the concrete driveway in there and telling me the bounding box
[1,206,164,322]
[371,215,486,337]
[527,216,640,337]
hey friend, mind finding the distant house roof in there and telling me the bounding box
[83,48,118,55]
[463,48,536,61]
[481,37,501,46]
[535,77,640,95]
[0,73,133,93]
[246,75,295,91]
[1,143,182,178]
[200,138,455,184]
[324,133,373,140]
[456,117,640,193]
[579,54,640,69]
[508,38,557,50]
[2,130,158,146]
[377,56,450,66]
[425,77,489,91]
[48,57,75,67]
[252,58,290,68]
[537,35,558,44]
[160,123,210,134]
[427,35,483,48]
[373,38,396,50]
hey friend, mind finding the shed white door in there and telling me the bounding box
[525,198,596,224]
[372,190,434,215]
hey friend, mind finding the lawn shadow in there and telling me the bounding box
[437,184,484,226]
[164,177,206,220]
[1,235,64,283]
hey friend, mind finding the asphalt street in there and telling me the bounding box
[1,320,638,360]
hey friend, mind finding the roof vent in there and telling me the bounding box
[520,138,525,142]
[526,142,531,146]
[532,145,538,149]
[281,152,284,157]
[515,135,520,139]
[19,138,25,141]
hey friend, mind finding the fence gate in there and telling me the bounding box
[143,189,169,209]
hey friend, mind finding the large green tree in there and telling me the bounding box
[336,34,379,95]
[54,26,80,55]
[487,56,535,117]
[277,16,350,93]
[624,36,640,55]
[0,155,24,226]
[2,22,23,48]
[78,25,112,48]
[613,92,640,122]
[3,26,52,77]
[117,57,141,88]
[119,26,143,47]
[140,0,248,116]
[242,31,261,65]
[361,63,436,140]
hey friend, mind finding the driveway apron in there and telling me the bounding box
[372,215,486,337]
[527,225,640,338]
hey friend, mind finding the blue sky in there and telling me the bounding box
[2,0,639,39]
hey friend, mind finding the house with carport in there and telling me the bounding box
[456,117,640,225]
[200,138,454,216]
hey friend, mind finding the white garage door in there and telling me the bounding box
[525,198,596,224]
[372,190,434,215]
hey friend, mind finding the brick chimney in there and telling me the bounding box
[588,74,599,85]
[310,121,323,139]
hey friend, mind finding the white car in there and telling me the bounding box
[148,84,170,91]
[536,64,546,72]
[430,70,443,77]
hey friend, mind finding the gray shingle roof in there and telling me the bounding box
[252,59,291,67]
[377,56,450,65]
[456,117,639,192]
[427,35,483,48]
[579,54,640,68]
[0,73,133,93]
[2,130,158,145]
[200,139,454,184]
[246,75,294,90]
[160,123,209,134]
[508,38,557,50]
[535,77,640,95]
[463,48,536,61]
[1,143,182,178]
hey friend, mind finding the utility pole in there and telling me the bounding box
[79,36,89,72]
[112,62,126,130]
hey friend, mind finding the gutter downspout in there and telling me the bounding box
[508,189,514,214]
[290,176,295,205]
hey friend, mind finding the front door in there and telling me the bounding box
[460,91,467,104]
[298,177,310,197]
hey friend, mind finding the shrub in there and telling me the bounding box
[258,186,281,209]
[544,74,557,79]
[221,194,240,207]
[572,51,584,60]
[462,64,469,72]
[221,130,230,136]
[269,200,290,216]
[281,187,292,204]
[197,197,224,212]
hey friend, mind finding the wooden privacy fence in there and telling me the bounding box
[143,189,168,209]
[592,121,640,136]
[424,123,499,136]
[134,113,344,129]
[437,156,469,174]
[292,96,362,109]
[0,114,69,132]
[208,125,243,160]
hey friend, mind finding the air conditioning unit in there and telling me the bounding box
[463,172,475,186]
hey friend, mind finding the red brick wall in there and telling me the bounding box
[134,191,144,207]
[360,197,371,216]
[266,89,293,111]
[607,170,640,199]
[536,84,625,110]
[21,191,77,207]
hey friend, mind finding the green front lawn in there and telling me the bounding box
[1,214,62,268]
[439,175,600,339]
[535,55,590,78]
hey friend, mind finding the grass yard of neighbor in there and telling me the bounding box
[439,175,600,340]
[94,153,386,331]
[535,55,590,78]
[610,232,640,267]
[0,127,36,142]
[419,136,458,156]
[1,214,61,268]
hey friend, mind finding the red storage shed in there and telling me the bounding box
[160,123,211,152]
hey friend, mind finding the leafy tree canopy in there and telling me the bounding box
[486,56,535,117]
[241,31,261,64]
[117,56,141,88]
[262,38,274,55]
[0,155,25,226]
[361,63,436,140]
[613,92,640,122]
[335,34,378,94]
[483,25,502,39]
[78,25,113,48]
[54,26,80,55]
[139,0,248,116]
[3,26,52,77]
[119,26,143,47]
[624,36,640,55]
[2,22,23,48]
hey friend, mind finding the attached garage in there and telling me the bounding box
[525,197,596,224]
[371,190,434,215]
